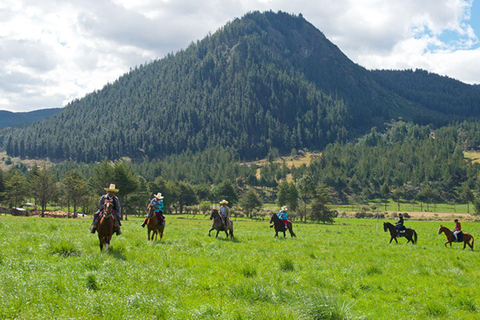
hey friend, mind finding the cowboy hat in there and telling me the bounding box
[104,184,119,192]
[281,206,288,211]
[219,199,228,205]
[154,193,164,199]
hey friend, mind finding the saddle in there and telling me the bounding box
[453,231,463,242]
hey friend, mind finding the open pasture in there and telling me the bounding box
[0,216,479,319]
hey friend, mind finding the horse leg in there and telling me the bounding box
[160,228,164,241]
[283,231,286,238]
[389,237,393,244]
[216,230,219,238]
[463,241,467,250]
[275,230,278,237]
[148,229,151,241]
[230,229,233,238]
[208,228,213,236]
[104,238,109,253]
[394,237,398,244]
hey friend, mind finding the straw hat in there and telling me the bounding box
[154,193,164,200]
[104,184,119,192]
[220,199,229,205]
[281,206,288,211]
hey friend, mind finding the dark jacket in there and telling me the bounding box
[396,216,404,226]
[99,194,121,215]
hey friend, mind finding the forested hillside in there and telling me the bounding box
[0,108,61,128]
[372,69,480,117]
[6,11,480,163]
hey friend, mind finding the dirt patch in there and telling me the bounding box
[31,211,87,218]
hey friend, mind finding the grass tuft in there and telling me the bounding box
[425,301,448,317]
[241,265,257,278]
[85,273,99,290]
[279,258,295,272]
[365,265,382,275]
[304,293,354,320]
[49,240,80,257]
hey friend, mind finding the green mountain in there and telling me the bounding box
[0,108,61,128]
[3,11,480,162]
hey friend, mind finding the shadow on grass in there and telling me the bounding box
[216,237,241,243]
[109,247,127,261]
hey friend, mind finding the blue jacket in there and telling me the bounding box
[278,211,288,220]
[150,198,164,213]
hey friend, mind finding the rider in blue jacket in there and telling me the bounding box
[141,193,165,227]
[278,206,289,229]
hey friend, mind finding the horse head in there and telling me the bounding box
[210,209,219,220]
[104,200,113,216]
[383,222,388,232]
[146,204,155,218]
[269,213,277,224]
[438,225,445,234]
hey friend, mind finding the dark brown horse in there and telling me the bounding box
[383,222,417,244]
[98,200,115,252]
[270,213,296,237]
[146,204,165,241]
[438,225,474,250]
[208,209,233,238]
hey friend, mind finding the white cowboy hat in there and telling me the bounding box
[219,199,229,205]
[281,206,288,211]
[104,184,119,192]
[154,193,164,199]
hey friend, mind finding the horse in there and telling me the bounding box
[270,213,296,237]
[383,222,417,244]
[146,204,165,241]
[208,209,233,238]
[438,225,474,250]
[98,200,115,253]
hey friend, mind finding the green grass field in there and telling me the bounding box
[0,215,479,319]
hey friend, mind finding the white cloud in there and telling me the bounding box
[0,0,478,112]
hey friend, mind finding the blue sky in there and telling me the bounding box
[0,0,479,112]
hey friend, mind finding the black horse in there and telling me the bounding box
[270,213,296,237]
[383,222,417,244]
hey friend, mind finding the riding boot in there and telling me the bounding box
[89,212,99,233]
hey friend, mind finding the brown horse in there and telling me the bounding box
[438,225,474,250]
[146,204,165,241]
[98,200,115,253]
[208,209,233,238]
[383,222,417,244]
[270,213,296,237]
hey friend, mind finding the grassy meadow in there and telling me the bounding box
[0,215,479,319]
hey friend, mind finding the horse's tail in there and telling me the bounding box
[413,230,418,244]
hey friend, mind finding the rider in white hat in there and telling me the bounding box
[277,206,289,229]
[89,184,122,235]
[141,192,165,227]
[219,199,230,228]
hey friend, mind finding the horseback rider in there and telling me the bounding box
[89,184,122,235]
[395,213,405,235]
[278,206,289,229]
[453,219,462,241]
[141,193,165,227]
[219,199,230,228]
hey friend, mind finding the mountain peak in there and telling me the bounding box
[3,12,480,162]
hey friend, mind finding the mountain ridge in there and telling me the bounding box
[3,11,480,162]
[0,108,61,128]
